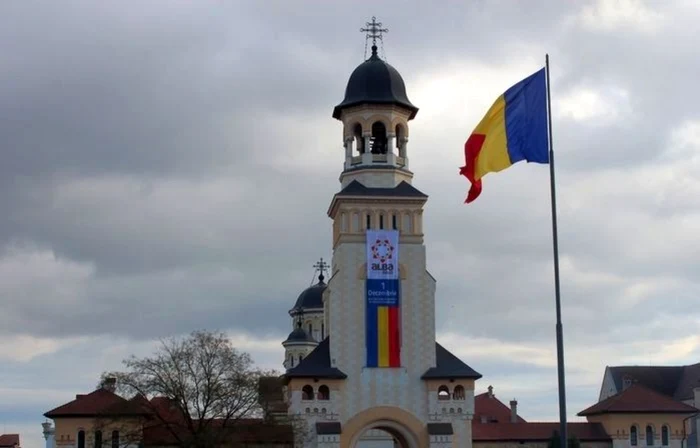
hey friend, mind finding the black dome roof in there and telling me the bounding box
[292,280,327,311]
[284,326,315,344]
[332,46,418,120]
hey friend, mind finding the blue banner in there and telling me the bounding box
[366,279,399,306]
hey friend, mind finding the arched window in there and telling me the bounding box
[317,385,330,400]
[662,425,669,446]
[111,431,119,448]
[353,124,364,154]
[370,121,388,154]
[78,431,86,448]
[94,430,102,448]
[395,124,405,149]
[438,385,450,401]
[646,426,654,446]
[630,425,638,446]
[453,385,465,400]
[301,385,314,400]
[298,354,302,364]
[308,323,312,335]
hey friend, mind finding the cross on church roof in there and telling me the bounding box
[313,258,329,283]
[360,16,388,59]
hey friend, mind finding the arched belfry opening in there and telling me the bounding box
[370,121,388,154]
[353,123,364,154]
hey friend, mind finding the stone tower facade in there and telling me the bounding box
[284,20,481,448]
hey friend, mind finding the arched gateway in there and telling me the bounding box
[282,17,482,448]
[342,406,424,448]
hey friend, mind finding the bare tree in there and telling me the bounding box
[100,330,276,448]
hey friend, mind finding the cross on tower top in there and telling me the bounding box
[313,258,329,283]
[360,16,388,59]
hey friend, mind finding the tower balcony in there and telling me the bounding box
[347,152,407,169]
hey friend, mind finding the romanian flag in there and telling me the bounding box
[460,68,549,203]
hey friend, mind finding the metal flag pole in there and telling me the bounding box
[546,53,568,448]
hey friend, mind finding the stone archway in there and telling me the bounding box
[340,406,427,448]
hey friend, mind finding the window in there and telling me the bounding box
[111,431,119,448]
[379,214,384,229]
[438,385,450,401]
[94,430,102,448]
[317,385,330,400]
[662,425,669,446]
[366,214,371,229]
[392,214,397,230]
[453,385,465,400]
[646,425,654,446]
[78,431,85,448]
[308,323,312,335]
[302,385,314,400]
[631,426,638,446]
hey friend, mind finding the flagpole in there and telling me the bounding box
[546,53,568,448]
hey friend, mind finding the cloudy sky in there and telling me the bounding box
[2,0,700,446]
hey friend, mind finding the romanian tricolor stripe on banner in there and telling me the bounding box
[366,281,400,367]
[459,67,549,203]
[365,230,401,368]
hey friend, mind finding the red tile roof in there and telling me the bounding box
[0,434,20,448]
[474,392,526,423]
[44,388,149,418]
[472,422,610,442]
[578,383,700,416]
[142,419,294,446]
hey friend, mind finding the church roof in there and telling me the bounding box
[44,387,149,418]
[336,180,427,198]
[474,391,526,423]
[472,422,610,442]
[608,362,700,401]
[332,45,418,120]
[291,280,327,312]
[578,383,699,416]
[421,342,482,380]
[284,338,347,380]
[283,326,316,344]
[0,434,20,448]
[285,340,480,382]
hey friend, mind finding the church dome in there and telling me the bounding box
[291,279,327,311]
[332,45,418,120]
[284,325,315,344]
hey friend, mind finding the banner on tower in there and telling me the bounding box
[365,229,401,368]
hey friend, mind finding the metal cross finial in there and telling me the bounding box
[360,16,388,58]
[313,257,329,283]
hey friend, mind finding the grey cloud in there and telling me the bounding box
[2,2,700,446]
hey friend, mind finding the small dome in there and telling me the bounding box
[284,326,315,344]
[291,280,327,312]
[332,45,418,120]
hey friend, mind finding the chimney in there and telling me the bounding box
[102,377,117,393]
[510,399,518,423]
[487,385,494,398]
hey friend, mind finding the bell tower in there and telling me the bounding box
[284,18,481,448]
[332,18,418,191]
